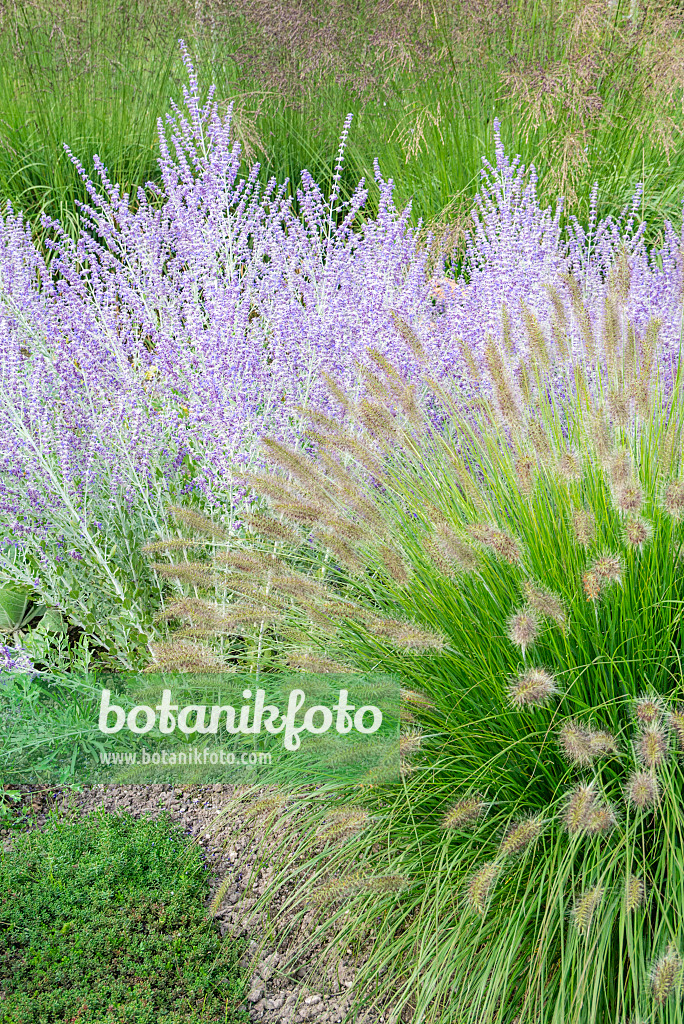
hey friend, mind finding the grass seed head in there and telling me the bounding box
[142,538,207,553]
[571,885,604,936]
[499,815,545,857]
[167,505,229,539]
[401,688,435,710]
[466,862,499,915]
[592,554,624,586]
[378,542,413,586]
[588,730,619,756]
[286,651,360,674]
[523,581,567,628]
[667,706,684,749]
[585,802,618,834]
[582,570,603,602]
[514,455,535,495]
[557,449,582,482]
[572,508,597,547]
[564,784,597,834]
[242,513,303,546]
[607,449,634,488]
[508,667,559,708]
[399,729,423,759]
[663,480,684,520]
[624,516,653,549]
[357,398,399,444]
[614,481,644,515]
[150,563,218,588]
[369,617,447,653]
[146,640,225,673]
[650,946,683,1006]
[469,523,522,564]
[637,725,668,769]
[625,771,660,809]
[317,808,370,840]
[625,874,647,912]
[634,695,665,726]
[442,796,487,829]
[431,522,480,573]
[559,721,595,766]
[507,608,540,654]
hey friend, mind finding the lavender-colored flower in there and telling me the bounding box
[0,644,34,676]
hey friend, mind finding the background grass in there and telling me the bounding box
[1,0,684,261]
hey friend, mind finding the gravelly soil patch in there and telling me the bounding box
[1,784,398,1024]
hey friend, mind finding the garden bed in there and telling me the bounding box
[3,785,391,1024]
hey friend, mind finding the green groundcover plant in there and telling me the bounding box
[0,810,249,1023]
[154,289,684,1021]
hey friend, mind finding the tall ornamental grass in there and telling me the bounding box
[153,290,684,1021]
[2,0,684,245]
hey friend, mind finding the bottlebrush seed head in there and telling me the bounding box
[507,608,540,654]
[523,581,567,628]
[572,508,597,547]
[286,651,360,674]
[142,538,207,553]
[589,411,613,464]
[428,523,480,573]
[592,554,624,585]
[625,874,647,912]
[571,885,604,936]
[465,862,499,915]
[468,523,522,563]
[563,784,597,834]
[607,388,630,428]
[167,505,229,539]
[582,570,603,601]
[514,455,535,495]
[399,729,423,759]
[559,721,595,766]
[150,563,218,588]
[557,449,581,482]
[667,706,684,748]
[625,770,660,809]
[146,639,225,673]
[401,688,435,710]
[588,730,619,755]
[614,481,644,515]
[663,480,684,520]
[650,946,683,1006]
[390,312,427,362]
[585,802,618,834]
[637,725,668,769]
[607,449,634,488]
[508,667,559,708]
[499,815,545,857]
[242,514,303,546]
[634,695,665,726]
[624,516,653,548]
[317,808,370,839]
[357,398,399,443]
[485,336,523,427]
[442,796,487,829]
[377,543,413,585]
